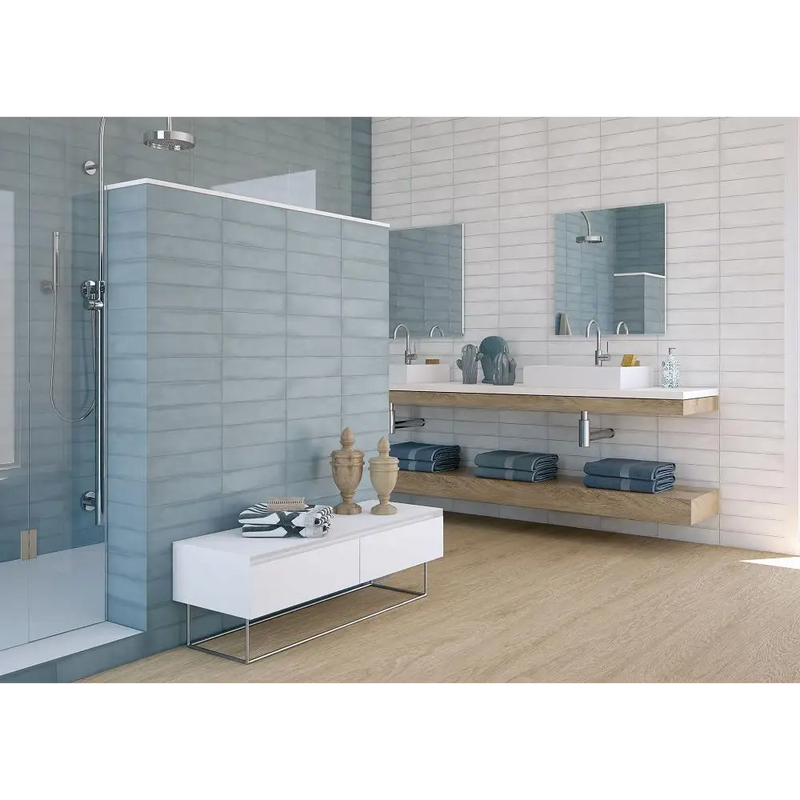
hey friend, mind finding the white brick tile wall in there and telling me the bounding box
[374,117,796,554]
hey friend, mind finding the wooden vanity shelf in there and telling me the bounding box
[395,469,719,526]
[389,390,718,417]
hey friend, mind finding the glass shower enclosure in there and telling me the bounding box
[0,116,369,655]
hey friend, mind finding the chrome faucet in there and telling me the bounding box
[428,324,444,338]
[586,319,610,366]
[392,323,417,366]
[615,320,629,335]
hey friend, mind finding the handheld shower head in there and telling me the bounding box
[576,210,604,244]
[144,117,195,150]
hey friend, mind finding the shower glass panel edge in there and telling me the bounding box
[0,119,31,651]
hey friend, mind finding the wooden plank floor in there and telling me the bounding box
[85,513,800,683]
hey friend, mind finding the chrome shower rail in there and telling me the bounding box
[97,117,106,525]
[78,119,108,521]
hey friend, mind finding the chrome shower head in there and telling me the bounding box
[576,210,604,244]
[143,117,195,150]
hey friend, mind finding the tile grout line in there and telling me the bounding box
[545,119,553,526]
[656,117,662,539]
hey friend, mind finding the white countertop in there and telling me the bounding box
[172,501,442,565]
[389,382,719,400]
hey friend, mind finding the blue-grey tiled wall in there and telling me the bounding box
[613,204,666,334]
[351,118,372,221]
[0,116,372,572]
[1,117,372,677]
[104,182,389,650]
[614,203,666,276]
[613,273,666,335]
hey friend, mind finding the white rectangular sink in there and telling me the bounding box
[390,363,452,385]
[522,365,654,391]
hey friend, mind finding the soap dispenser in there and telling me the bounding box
[660,347,681,388]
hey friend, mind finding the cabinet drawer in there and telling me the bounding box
[360,518,443,582]
[249,540,360,619]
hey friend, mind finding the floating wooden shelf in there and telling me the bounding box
[389,389,718,417]
[395,469,719,526]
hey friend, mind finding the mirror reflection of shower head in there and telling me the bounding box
[143,116,195,150]
[576,210,604,244]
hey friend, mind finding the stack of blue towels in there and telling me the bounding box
[474,450,559,482]
[583,458,676,494]
[389,441,461,472]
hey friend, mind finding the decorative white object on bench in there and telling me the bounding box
[173,500,444,664]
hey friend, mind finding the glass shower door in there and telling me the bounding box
[25,118,106,642]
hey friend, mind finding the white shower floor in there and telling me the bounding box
[0,543,107,652]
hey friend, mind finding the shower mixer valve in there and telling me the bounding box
[82,279,105,310]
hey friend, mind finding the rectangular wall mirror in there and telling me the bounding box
[554,203,666,336]
[389,223,464,338]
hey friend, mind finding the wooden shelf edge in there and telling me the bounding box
[395,469,719,527]
[389,389,718,417]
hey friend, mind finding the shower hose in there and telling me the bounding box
[49,281,96,424]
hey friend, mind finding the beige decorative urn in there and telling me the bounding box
[330,427,364,515]
[368,436,399,515]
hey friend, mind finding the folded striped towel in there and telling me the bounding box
[475,450,558,471]
[583,458,675,481]
[475,466,558,483]
[398,458,460,473]
[390,442,461,463]
[239,503,333,538]
[583,475,675,494]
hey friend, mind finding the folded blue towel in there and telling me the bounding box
[474,450,558,471]
[398,458,460,473]
[584,474,675,493]
[475,466,558,483]
[583,458,675,481]
[390,442,461,463]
